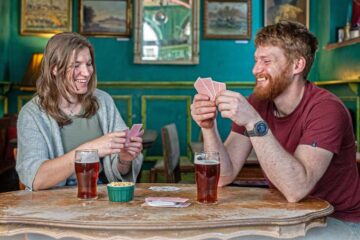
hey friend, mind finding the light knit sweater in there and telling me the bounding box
[16,89,143,190]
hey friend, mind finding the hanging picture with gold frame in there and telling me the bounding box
[204,0,252,39]
[79,0,131,37]
[264,0,309,28]
[20,0,72,36]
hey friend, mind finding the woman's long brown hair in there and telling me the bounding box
[36,32,98,126]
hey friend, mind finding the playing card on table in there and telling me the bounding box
[143,197,191,208]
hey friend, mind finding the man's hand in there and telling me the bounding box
[216,90,260,129]
[190,94,217,129]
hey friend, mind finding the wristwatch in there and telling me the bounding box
[244,120,269,137]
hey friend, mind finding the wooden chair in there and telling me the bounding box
[13,148,25,190]
[0,117,15,174]
[149,123,194,183]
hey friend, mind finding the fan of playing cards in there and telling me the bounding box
[194,77,226,100]
[124,124,143,144]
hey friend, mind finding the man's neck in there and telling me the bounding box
[273,79,306,117]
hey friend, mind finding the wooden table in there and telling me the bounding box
[0,183,333,239]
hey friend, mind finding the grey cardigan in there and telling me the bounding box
[16,89,143,190]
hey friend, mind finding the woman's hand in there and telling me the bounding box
[78,131,127,158]
[119,130,144,162]
[190,94,217,129]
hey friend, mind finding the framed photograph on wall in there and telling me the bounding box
[20,0,72,35]
[264,0,309,28]
[79,0,131,37]
[204,0,252,39]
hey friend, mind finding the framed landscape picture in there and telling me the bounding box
[20,0,72,35]
[204,0,252,39]
[79,0,131,37]
[264,0,309,27]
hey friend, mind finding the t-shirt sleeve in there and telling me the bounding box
[299,100,350,154]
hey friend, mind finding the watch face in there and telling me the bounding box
[256,122,268,135]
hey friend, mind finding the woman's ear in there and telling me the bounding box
[293,57,306,75]
[52,66,58,76]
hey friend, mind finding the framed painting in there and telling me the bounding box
[20,0,72,36]
[264,0,309,28]
[79,0,131,37]
[204,0,252,40]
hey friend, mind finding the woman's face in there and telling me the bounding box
[66,47,94,95]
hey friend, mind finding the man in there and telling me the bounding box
[191,21,360,238]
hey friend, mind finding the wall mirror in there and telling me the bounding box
[134,0,199,65]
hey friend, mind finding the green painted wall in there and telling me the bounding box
[4,0,261,84]
[1,0,360,158]
[314,0,360,81]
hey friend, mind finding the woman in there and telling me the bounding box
[16,32,143,191]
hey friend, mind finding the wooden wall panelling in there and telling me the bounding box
[111,95,132,126]
[0,95,7,116]
[17,95,32,113]
[141,95,192,162]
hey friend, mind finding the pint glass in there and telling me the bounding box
[195,151,220,204]
[75,149,100,200]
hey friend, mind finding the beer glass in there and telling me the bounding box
[194,151,220,204]
[75,149,100,200]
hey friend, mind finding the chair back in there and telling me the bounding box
[161,123,181,183]
[0,115,17,175]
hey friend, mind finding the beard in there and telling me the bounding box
[253,68,292,101]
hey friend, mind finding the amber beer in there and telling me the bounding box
[195,152,220,204]
[75,150,99,200]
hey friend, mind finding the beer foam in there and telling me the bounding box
[75,158,99,164]
[194,159,219,165]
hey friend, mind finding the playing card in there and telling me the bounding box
[194,77,226,100]
[148,186,180,192]
[202,77,216,100]
[125,124,143,144]
[194,77,210,96]
[143,197,191,208]
[129,123,143,138]
[212,80,226,97]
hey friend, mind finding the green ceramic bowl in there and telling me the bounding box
[107,182,135,202]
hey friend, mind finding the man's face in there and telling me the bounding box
[252,45,293,101]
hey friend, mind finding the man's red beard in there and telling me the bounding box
[253,69,292,101]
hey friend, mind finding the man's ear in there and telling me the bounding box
[293,57,306,75]
[52,66,57,76]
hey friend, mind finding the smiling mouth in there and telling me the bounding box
[257,77,266,82]
[75,79,88,83]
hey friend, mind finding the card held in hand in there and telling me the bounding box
[194,77,226,100]
[125,123,143,143]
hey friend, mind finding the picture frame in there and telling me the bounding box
[264,0,309,28]
[204,0,252,40]
[79,0,131,37]
[20,0,72,36]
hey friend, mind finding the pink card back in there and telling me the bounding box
[194,77,210,97]
[129,123,143,138]
[202,77,215,100]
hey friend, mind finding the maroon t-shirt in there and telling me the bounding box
[232,81,360,222]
